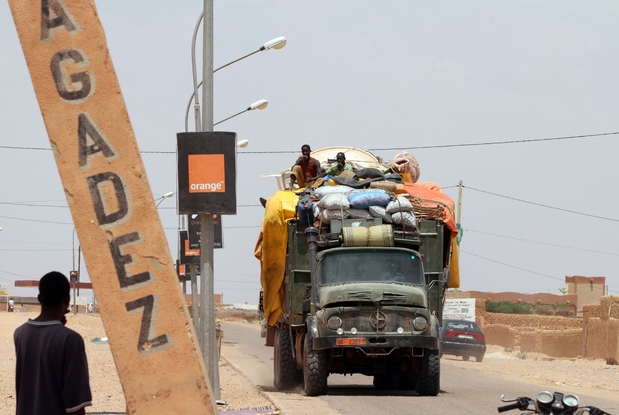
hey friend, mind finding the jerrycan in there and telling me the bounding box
[297,192,314,225]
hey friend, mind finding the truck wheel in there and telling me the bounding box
[373,374,401,390]
[416,349,440,396]
[462,355,469,362]
[274,329,300,390]
[475,354,484,363]
[303,335,328,396]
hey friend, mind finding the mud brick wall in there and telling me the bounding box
[519,330,536,353]
[483,312,582,330]
[584,317,619,361]
[539,329,583,357]
[483,324,517,349]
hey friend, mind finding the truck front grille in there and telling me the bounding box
[342,311,411,333]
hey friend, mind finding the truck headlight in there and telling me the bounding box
[327,316,342,330]
[412,316,428,331]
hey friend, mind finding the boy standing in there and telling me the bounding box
[14,271,92,415]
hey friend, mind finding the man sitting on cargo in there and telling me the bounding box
[322,152,353,178]
[289,144,323,190]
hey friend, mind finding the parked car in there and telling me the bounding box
[439,319,486,362]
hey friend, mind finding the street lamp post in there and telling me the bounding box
[187,2,285,400]
[200,0,219,400]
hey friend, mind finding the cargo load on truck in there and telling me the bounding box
[255,147,459,396]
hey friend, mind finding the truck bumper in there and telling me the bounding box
[313,334,438,350]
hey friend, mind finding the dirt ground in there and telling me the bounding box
[0,311,272,414]
[2,311,618,414]
[441,345,619,402]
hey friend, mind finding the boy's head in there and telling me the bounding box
[38,271,70,307]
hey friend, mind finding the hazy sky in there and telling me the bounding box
[1,1,618,304]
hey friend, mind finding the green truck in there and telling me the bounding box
[261,206,455,396]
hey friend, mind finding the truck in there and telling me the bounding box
[256,147,459,396]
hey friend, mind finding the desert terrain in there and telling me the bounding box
[1,310,618,414]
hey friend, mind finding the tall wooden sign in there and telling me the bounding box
[7,1,218,413]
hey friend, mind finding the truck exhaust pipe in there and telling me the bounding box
[305,226,320,307]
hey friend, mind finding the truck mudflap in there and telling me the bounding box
[313,334,438,351]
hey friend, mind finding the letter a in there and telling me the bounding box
[41,0,80,43]
[79,113,118,170]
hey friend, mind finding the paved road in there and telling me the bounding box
[222,322,619,415]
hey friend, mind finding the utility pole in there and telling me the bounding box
[457,180,463,227]
[200,0,220,399]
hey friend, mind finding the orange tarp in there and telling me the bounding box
[403,182,460,288]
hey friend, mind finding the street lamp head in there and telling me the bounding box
[249,99,268,111]
[262,36,287,51]
[237,139,249,148]
[156,192,176,207]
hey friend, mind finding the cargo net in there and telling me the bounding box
[404,195,453,223]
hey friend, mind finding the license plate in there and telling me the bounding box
[458,334,473,339]
[336,338,367,346]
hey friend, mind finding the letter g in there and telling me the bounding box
[50,48,95,103]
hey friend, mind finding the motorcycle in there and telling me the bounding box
[498,391,613,414]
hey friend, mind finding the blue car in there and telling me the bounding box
[439,319,486,362]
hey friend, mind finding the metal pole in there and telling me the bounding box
[200,0,220,399]
[456,180,463,226]
[190,263,199,337]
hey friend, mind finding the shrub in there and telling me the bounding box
[486,300,532,315]
[535,306,553,316]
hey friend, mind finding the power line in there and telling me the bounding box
[461,250,619,294]
[465,186,619,223]
[460,250,564,282]
[0,214,72,225]
[2,130,617,154]
[465,229,619,257]
[0,201,68,208]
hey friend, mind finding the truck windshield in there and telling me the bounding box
[318,250,424,285]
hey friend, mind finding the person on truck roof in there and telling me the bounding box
[289,144,323,190]
[321,152,353,178]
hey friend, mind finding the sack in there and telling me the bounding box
[386,196,413,214]
[368,205,392,223]
[318,193,350,210]
[320,209,349,224]
[391,211,417,228]
[391,151,420,183]
[369,181,397,193]
[348,189,391,209]
[348,208,374,219]
[313,204,322,219]
[314,185,353,199]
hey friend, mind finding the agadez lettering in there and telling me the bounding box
[42,0,171,354]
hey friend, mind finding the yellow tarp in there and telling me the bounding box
[449,236,460,289]
[254,191,299,325]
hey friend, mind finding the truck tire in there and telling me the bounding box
[303,335,328,396]
[416,349,440,396]
[274,329,300,390]
[475,354,484,363]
